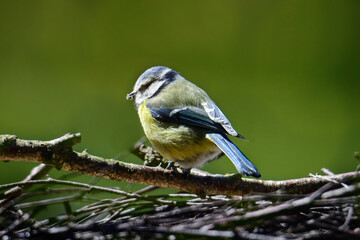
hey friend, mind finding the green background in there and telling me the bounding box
[1,0,359,186]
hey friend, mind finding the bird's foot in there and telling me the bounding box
[165,162,191,176]
[165,161,177,171]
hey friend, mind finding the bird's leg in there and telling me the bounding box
[165,161,177,171]
[181,168,192,176]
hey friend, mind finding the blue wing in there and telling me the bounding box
[147,105,229,135]
[147,101,246,139]
[206,133,261,178]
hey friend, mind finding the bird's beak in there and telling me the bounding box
[126,91,136,100]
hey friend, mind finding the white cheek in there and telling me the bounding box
[134,80,166,106]
[135,92,145,106]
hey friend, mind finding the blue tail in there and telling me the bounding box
[207,133,261,178]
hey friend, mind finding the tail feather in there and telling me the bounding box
[207,133,261,178]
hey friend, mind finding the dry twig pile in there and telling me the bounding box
[0,134,359,239]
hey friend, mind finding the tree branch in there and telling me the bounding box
[0,134,359,196]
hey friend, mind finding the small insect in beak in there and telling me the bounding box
[126,91,136,100]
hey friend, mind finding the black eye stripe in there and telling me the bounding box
[163,70,176,81]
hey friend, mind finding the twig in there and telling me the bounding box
[0,178,141,198]
[339,206,354,230]
[222,183,336,224]
[15,194,82,209]
[321,182,360,199]
[236,228,286,240]
[1,134,359,196]
[0,213,30,237]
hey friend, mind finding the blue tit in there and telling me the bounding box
[127,66,261,178]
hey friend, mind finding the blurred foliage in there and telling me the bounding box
[0,0,359,184]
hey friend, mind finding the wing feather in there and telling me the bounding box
[147,105,226,134]
[201,101,245,139]
[206,133,260,177]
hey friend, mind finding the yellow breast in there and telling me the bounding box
[138,101,219,168]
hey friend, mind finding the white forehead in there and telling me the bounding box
[134,66,172,90]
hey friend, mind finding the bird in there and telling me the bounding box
[127,66,261,178]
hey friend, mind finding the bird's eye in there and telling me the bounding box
[139,81,153,92]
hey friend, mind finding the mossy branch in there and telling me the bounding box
[0,133,358,196]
